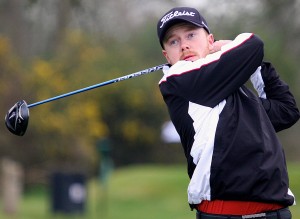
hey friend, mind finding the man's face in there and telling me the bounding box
[162,23,214,65]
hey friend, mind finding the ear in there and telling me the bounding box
[208,34,215,51]
[162,50,171,64]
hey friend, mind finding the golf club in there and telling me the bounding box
[5,63,168,136]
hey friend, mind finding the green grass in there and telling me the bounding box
[90,165,193,219]
[0,164,299,219]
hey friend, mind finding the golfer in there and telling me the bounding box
[157,7,299,219]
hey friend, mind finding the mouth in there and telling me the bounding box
[182,54,196,61]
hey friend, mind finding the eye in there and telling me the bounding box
[187,32,196,39]
[169,39,179,47]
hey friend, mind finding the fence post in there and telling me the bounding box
[1,158,23,215]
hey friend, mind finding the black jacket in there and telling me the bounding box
[159,33,299,208]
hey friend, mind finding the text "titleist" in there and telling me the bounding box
[160,11,195,28]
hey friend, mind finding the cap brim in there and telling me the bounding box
[159,18,208,47]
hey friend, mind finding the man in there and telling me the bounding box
[157,7,299,219]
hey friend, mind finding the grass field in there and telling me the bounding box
[0,164,299,219]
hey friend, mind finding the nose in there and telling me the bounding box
[181,40,190,51]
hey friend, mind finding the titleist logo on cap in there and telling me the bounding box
[159,10,196,28]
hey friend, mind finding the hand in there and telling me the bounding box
[210,40,232,54]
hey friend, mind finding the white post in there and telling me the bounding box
[1,158,23,215]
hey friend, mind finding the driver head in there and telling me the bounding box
[5,100,29,136]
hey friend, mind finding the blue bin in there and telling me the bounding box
[51,173,86,214]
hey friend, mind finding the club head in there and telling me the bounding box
[5,100,29,136]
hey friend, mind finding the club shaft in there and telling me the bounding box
[28,63,167,108]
